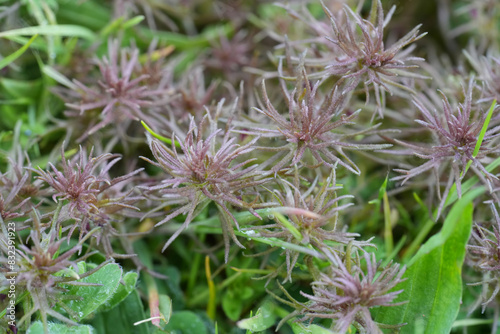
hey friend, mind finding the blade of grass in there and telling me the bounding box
[41,65,78,90]
[0,25,95,40]
[0,34,38,70]
[272,212,302,242]
[383,183,394,256]
[465,99,496,174]
[141,120,181,148]
[205,256,216,320]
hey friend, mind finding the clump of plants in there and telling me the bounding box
[1,0,500,333]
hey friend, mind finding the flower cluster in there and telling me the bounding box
[141,104,270,260]
[392,80,500,217]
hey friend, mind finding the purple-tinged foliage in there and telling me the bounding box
[0,216,109,333]
[0,158,37,222]
[324,0,425,115]
[465,49,500,103]
[467,203,500,329]
[282,0,426,117]
[252,70,390,174]
[141,106,270,260]
[32,146,143,241]
[300,251,406,333]
[392,80,500,217]
[248,169,372,282]
[66,39,170,141]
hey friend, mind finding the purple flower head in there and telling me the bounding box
[32,146,142,240]
[323,0,426,113]
[66,39,170,141]
[252,69,390,174]
[0,218,111,332]
[467,203,500,322]
[300,251,407,333]
[392,79,500,218]
[141,104,270,261]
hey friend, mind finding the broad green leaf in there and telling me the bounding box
[0,25,95,40]
[0,34,37,70]
[376,202,474,333]
[403,186,485,262]
[237,302,276,332]
[164,311,208,334]
[90,290,150,334]
[222,289,244,321]
[408,187,481,267]
[158,294,173,324]
[62,262,122,321]
[1,78,42,99]
[99,271,138,312]
[27,322,94,334]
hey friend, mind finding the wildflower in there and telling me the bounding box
[0,213,110,333]
[466,203,500,331]
[168,66,218,123]
[392,79,500,218]
[32,146,143,242]
[205,30,253,83]
[0,159,36,222]
[252,69,390,174]
[141,105,270,260]
[282,0,426,117]
[275,250,406,333]
[248,168,373,282]
[66,39,170,141]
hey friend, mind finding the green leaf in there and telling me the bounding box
[1,78,42,99]
[158,294,173,324]
[408,188,480,267]
[376,201,474,333]
[222,289,243,321]
[0,34,37,70]
[164,311,208,334]
[99,271,138,312]
[237,302,276,332]
[289,323,332,334]
[91,290,150,334]
[27,322,95,334]
[62,262,122,321]
[41,65,77,90]
[403,186,485,262]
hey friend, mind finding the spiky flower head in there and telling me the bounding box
[281,0,426,117]
[141,103,270,260]
[66,39,170,141]
[32,146,143,241]
[252,69,390,174]
[299,251,406,333]
[467,203,500,326]
[392,79,500,217]
[0,214,109,333]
